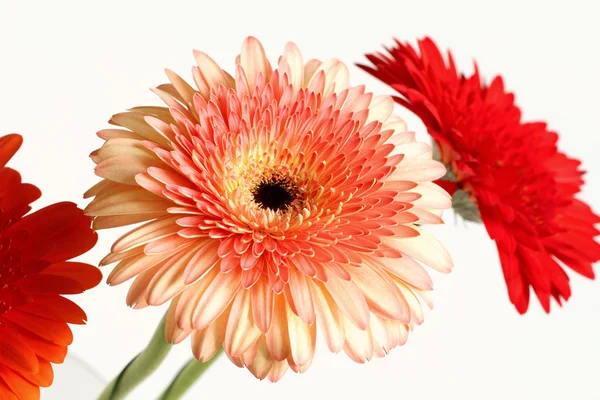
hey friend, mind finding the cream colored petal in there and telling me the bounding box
[308,280,345,353]
[395,282,425,325]
[375,255,434,291]
[411,208,444,224]
[285,301,316,368]
[233,64,250,97]
[146,242,202,305]
[99,247,142,266]
[366,96,394,125]
[144,115,177,143]
[251,278,274,333]
[164,68,196,105]
[108,250,174,286]
[287,267,315,325]
[191,307,230,362]
[369,314,393,356]
[265,294,291,361]
[91,213,164,230]
[183,240,220,284]
[388,228,453,273]
[267,360,289,382]
[389,130,416,146]
[306,70,325,95]
[155,83,185,103]
[341,86,372,113]
[310,59,349,96]
[150,87,195,122]
[348,262,410,323]
[342,316,374,363]
[409,182,452,209]
[165,295,192,344]
[85,187,170,216]
[93,138,157,165]
[192,269,241,330]
[94,156,155,186]
[175,267,220,330]
[391,159,447,182]
[240,36,272,91]
[128,106,175,123]
[125,264,163,308]
[382,115,408,133]
[225,289,262,357]
[392,141,434,160]
[322,273,370,330]
[146,233,194,255]
[111,215,180,253]
[96,128,145,141]
[245,336,274,380]
[385,319,409,348]
[83,179,118,199]
[282,42,304,90]
[412,287,434,309]
[303,59,322,87]
[193,50,232,92]
[135,172,167,199]
[109,112,170,147]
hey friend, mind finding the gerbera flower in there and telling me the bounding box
[360,37,600,314]
[0,134,100,400]
[85,36,453,381]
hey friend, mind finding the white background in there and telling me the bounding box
[1,0,599,399]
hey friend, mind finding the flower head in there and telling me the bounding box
[360,37,600,313]
[0,134,100,400]
[85,37,453,381]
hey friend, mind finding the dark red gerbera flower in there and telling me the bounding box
[359,37,600,313]
[0,134,101,399]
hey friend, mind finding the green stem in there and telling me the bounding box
[97,314,172,400]
[157,348,224,400]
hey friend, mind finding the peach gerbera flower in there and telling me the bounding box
[85,37,453,381]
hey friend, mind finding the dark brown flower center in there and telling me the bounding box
[252,177,297,211]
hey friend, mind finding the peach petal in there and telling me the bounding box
[165,296,192,344]
[251,278,274,333]
[390,229,453,273]
[175,267,220,330]
[193,50,232,93]
[245,337,274,380]
[225,290,261,356]
[287,267,315,325]
[322,274,370,330]
[392,159,447,182]
[265,295,291,361]
[282,42,304,90]
[112,215,180,253]
[183,240,220,284]
[192,307,230,362]
[240,36,273,91]
[348,262,410,323]
[109,112,169,146]
[267,360,289,383]
[285,302,316,368]
[146,242,201,305]
[192,269,241,330]
[342,316,374,363]
[309,280,345,353]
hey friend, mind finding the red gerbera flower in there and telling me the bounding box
[0,134,101,399]
[359,37,600,313]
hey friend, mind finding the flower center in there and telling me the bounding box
[252,177,297,211]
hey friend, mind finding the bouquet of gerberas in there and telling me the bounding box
[0,36,597,400]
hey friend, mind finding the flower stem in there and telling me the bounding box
[157,348,224,400]
[97,314,172,400]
